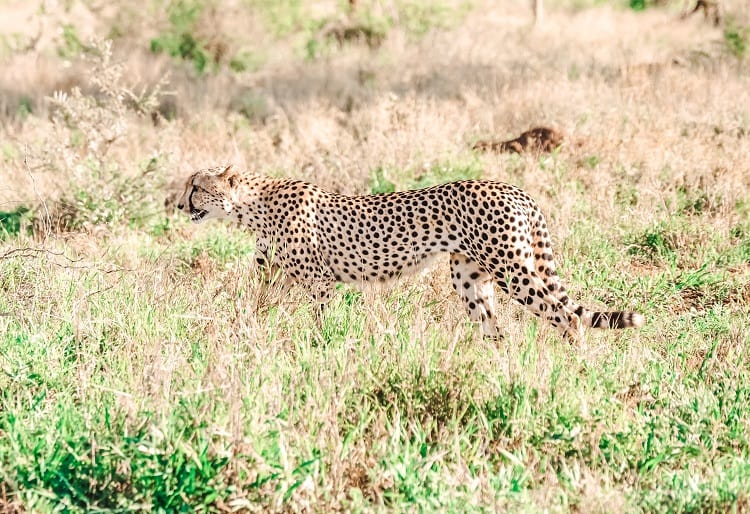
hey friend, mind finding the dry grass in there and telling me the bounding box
[1,0,750,512]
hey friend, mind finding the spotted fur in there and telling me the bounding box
[177,165,644,340]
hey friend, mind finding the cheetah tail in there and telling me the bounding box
[575,307,645,329]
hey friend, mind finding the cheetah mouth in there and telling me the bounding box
[188,188,208,223]
[190,208,208,222]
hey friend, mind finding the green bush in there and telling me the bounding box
[724,22,749,58]
[57,24,85,59]
[0,206,30,239]
[150,0,213,73]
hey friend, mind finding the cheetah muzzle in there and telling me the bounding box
[189,207,209,223]
[177,164,645,341]
[181,188,209,223]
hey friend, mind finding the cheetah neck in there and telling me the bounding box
[225,180,269,232]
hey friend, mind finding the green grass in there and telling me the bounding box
[370,159,484,194]
[1,149,748,512]
[1,199,749,511]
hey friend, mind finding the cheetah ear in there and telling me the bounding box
[221,164,238,188]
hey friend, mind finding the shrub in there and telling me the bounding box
[31,40,167,233]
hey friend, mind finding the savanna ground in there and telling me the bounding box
[1,0,750,511]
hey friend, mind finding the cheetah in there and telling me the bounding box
[177,165,644,340]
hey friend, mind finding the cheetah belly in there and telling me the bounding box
[327,247,444,284]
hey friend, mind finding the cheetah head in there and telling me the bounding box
[177,164,240,223]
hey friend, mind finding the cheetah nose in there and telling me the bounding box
[177,203,184,210]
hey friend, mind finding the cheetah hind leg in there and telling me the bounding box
[536,266,644,330]
[530,216,644,331]
[498,263,585,343]
[450,254,502,339]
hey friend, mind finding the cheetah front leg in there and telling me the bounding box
[309,277,335,329]
[254,239,279,281]
[310,278,334,308]
[254,239,296,297]
[450,253,501,338]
